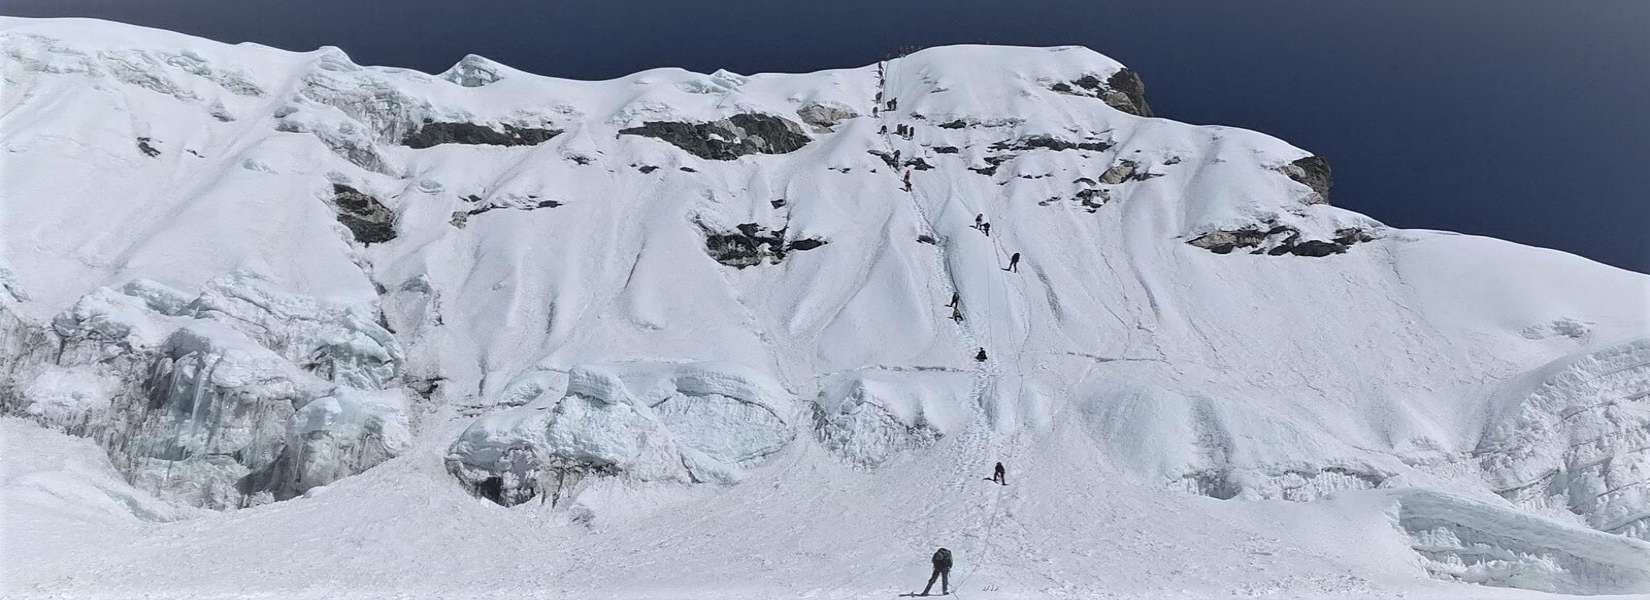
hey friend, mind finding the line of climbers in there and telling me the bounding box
[878,56,1017,598]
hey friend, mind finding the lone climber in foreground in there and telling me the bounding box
[993,461,1006,485]
[922,547,953,596]
[1005,252,1021,272]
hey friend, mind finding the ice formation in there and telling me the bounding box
[2,272,410,508]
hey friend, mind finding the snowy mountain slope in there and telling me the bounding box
[2,16,1649,598]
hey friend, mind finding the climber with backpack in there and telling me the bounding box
[921,547,953,596]
[992,461,1006,485]
[1005,252,1020,272]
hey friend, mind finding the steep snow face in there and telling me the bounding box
[3,16,1650,596]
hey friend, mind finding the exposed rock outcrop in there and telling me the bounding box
[402,121,561,148]
[330,184,396,244]
[1050,69,1153,117]
[1282,155,1333,204]
[449,195,563,228]
[968,155,1015,176]
[989,134,1111,153]
[1099,159,1151,184]
[701,222,827,268]
[1073,186,1109,212]
[1187,224,1374,257]
[1102,69,1153,117]
[620,114,810,160]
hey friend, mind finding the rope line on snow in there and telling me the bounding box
[876,56,1035,596]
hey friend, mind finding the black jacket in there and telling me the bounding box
[932,548,953,570]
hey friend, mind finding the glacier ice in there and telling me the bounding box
[447,363,795,505]
[1,272,411,508]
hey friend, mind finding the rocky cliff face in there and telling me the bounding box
[3,18,1649,593]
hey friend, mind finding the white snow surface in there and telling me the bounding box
[3,16,1650,599]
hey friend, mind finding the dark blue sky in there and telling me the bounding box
[9,1,1648,273]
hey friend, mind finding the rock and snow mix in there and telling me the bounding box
[2,16,1648,598]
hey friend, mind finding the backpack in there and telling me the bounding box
[933,548,953,568]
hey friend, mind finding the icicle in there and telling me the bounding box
[185,353,221,455]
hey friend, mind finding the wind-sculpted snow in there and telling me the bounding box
[447,363,794,505]
[1477,339,1650,541]
[4,16,1650,597]
[1394,489,1650,595]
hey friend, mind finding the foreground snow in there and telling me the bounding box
[2,16,1649,599]
[9,417,1650,600]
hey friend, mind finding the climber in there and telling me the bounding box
[946,291,959,307]
[903,169,913,191]
[1006,252,1020,272]
[975,347,988,362]
[992,461,1006,485]
[879,124,888,135]
[921,547,953,596]
[981,222,991,237]
[951,305,964,323]
[974,214,984,229]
